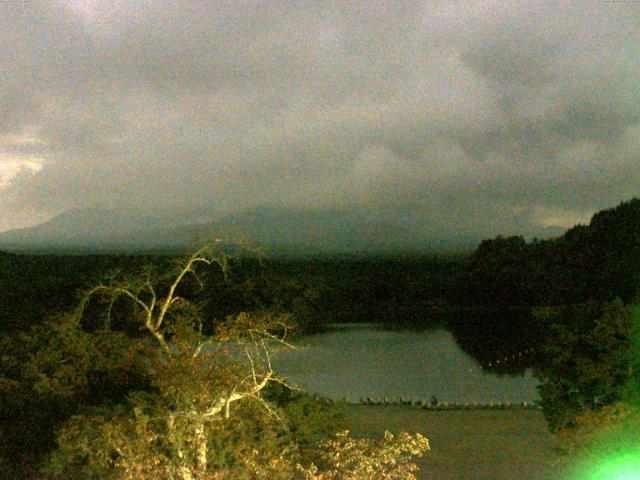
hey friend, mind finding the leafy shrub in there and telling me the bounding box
[533,299,637,432]
[554,402,637,455]
[0,314,152,477]
[297,430,430,480]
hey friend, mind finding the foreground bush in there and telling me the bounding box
[534,300,638,432]
[554,402,637,455]
[0,314,153,476]
[541,304,640,478]
[297,430,430,480]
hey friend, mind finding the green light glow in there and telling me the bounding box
[566,305,640,480]
[586,453,640,480]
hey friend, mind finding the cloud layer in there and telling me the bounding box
[1,1,639,240]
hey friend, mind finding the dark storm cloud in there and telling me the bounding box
[0,0,639,238]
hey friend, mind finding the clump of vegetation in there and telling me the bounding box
[297,430,430,480]
[554,402,639,455]
[0,313,153,475]
[1,242,430,479]
[533,302,640,479]
[533,300,638,433]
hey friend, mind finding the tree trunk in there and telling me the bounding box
[195,422,208,475]
[168,415,195,480]
[177,466,195,480]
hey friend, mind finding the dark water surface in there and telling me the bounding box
[345,405,559,480]
[272,324,541,403]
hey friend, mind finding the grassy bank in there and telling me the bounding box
[344,405,561,479]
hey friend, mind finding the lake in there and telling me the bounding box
[272,324,541,404]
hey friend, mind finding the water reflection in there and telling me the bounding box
[272,324,541,404]
[446,309,546,376]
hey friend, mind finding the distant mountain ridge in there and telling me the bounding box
[0,206,454,253]
[0,205,479,254]
[0,201,603,255]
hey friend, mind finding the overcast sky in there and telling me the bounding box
[0,1,639,241]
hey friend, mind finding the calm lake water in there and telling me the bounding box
[272,324,541,404]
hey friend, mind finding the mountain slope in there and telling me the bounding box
[0,206,473,254]
[181,207,424,253]
[0,208,185,251]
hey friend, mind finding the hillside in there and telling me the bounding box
[461,197,640,306]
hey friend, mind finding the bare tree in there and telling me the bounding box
[68,241,294,480]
